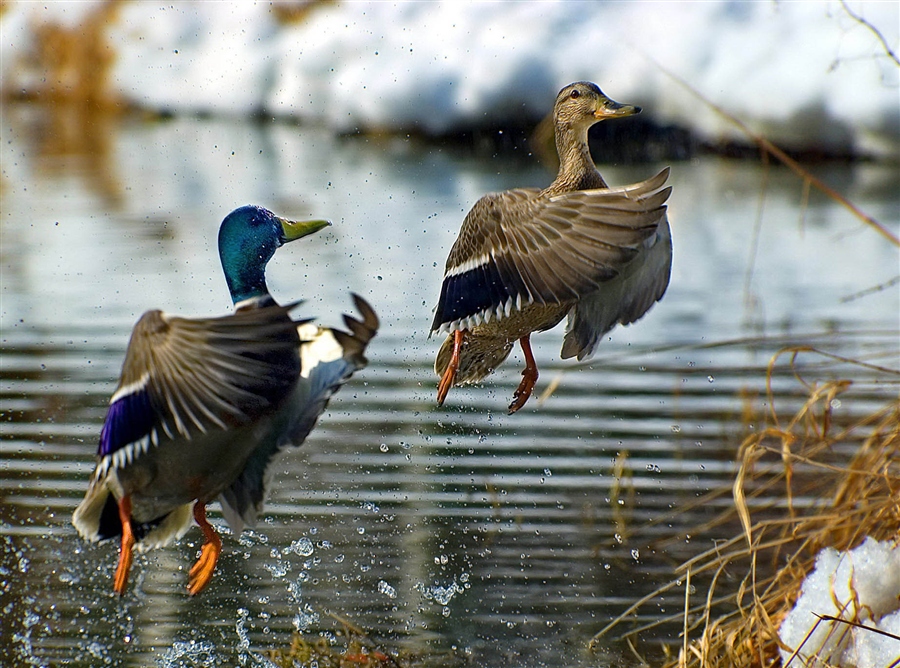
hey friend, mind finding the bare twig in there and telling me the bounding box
[652,61,900,248]
[742,152,769,315]
[814,613,900,642]
[839,0,900,67]
[594,353,899,667]
[841,274,900,303]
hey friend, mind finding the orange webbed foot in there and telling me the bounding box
[508,368,538,414]
[508,335,539,414]
[187,503,222,596]
[437,330,466,406]
[113,495,135,595]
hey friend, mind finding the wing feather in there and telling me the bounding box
[98,304,301,459]
[432,170,671,332]
[218,295,379,531]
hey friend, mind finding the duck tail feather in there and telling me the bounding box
[72,480,120,543]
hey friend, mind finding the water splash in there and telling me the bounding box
[263,558,291,579]
[293,604,319,632]
[284,536,314,557]
[377,580,397,599]
[12,607,40,665]
[157,639,219,668]
[416,572,470,611]
[235,608,251,655]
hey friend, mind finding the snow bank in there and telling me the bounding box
[779,537,900,667]
[2,1,897,156]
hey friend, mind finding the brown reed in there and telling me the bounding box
[590,348,900,667]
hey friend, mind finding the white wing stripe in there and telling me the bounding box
[445,252,492,278]
[110,372,151,404]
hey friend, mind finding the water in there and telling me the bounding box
[1,105,898,667]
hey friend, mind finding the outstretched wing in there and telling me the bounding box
[561,212,672,360]
[284,294,379,447]
[431,169,671,334]
[217,294,379,531]
[96,303,302,471]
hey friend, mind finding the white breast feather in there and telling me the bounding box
[297,323,343,378]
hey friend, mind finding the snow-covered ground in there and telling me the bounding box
[2,1,898,157]
[779,538,900,667]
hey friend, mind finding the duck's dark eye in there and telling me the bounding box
[570,89,580,99]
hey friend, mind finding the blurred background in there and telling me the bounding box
[1,2,898,666]
[2,0,898,155]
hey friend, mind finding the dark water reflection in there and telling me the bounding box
[1,105,898,666]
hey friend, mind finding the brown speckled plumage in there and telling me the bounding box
[432,82,673,412]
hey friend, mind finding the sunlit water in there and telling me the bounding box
[1,105,898,667]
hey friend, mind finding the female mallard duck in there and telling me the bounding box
[432,81,672,413]
[72,205,378,596]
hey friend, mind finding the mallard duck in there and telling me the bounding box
[72,205,378,596]
[432,82,672,413]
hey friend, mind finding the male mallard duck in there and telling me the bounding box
[72,205,378,595]
[432,82,672,413]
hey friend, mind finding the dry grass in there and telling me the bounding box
[265,612,401,668]
[8,0,124,107]
[270,0,336,26]
[590,347,900,667]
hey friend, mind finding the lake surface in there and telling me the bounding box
[1,105,898,667]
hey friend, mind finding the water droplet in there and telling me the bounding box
[289,536,314,557]
[268,560,292,577]
[293,606,319,632]
[631,549,640,561]
[379,443,389,452]
[378,580,397,599]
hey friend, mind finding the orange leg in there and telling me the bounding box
[437,330,466,406]
[113,495,135,595]
[508,335,539,414]
[187,503,222,596]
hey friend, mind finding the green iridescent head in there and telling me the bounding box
[217,205,330,305]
